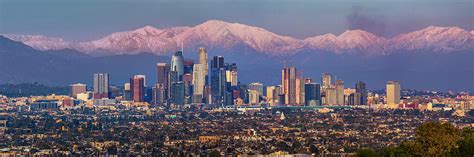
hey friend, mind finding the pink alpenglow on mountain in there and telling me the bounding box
[3,20,474,56]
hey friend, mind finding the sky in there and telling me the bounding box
[0,0,473,41]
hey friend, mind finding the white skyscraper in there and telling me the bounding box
[192,64,206,95]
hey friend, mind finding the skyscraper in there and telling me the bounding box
[335,80,344,105]
[70,83,86,98]
[211,56,226,105]
[248,82,264,97]
[171,51,184,80]
[152,83,166,106]
[157,63,170,102]
[198,47,208,77]
[123,83,131,101]
[248,90,259,105]
[266,86,275,105]
[305,83,321,106]
[281,66,298,105]
[93,73,109,99]
[322,73,332,89]
[130,75,145,102]
[386,81,401,105]
[171,82,185,106]
[355,81,367,105]
[192,63,206,101]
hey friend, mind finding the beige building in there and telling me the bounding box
[386,81,401,106]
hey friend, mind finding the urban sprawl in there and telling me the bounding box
[1,47,473,156]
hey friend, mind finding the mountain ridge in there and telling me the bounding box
[3,20,473,56]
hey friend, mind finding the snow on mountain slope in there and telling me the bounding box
[173,20,304,54]
[304,30,388,54]
[390,26,474,52]
[3,21,473,56]
[2,34,70,51]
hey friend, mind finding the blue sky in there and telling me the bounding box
[1,0,472,41]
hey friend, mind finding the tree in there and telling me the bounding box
[408,122,461,156]
[355,148,377,157]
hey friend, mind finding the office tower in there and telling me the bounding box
[93,73,109,99]
[325,87,337,105]
[225,63,238,87]
[355,81,367,105]
[109,86,120,99]
[134,75,147,87]
[156,63,170,99]
[183,60,194,74]
[171,82,185,106]
[239,84,249,104]
[281,66,298,105]
[386,81,401,105]
[183,73,193,104]
[152,84,166,106]
[305,83,321,106]
[192,64,206,103]
[198,47,208,76]
[296,77,303,105]
[171,51,184,80]
[211,56,226,105]
[322,73,332,88]
[248,90,259,105]
[211,56,225,69]
[248,82,264,97]
[335,80,344,105]
[274,85,282,105]
[348,93,361,106]
[70,83,86,98]
[130,75,145,102]
[123,83,131,101]
[266,86,275,105]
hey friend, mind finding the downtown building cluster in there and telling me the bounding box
[67,47,405,109]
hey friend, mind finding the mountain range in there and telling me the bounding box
[3,20,474,56]
[0,20,473,92]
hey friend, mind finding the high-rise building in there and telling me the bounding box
[266,86,275,105]
[93,73,109,99]
[355,81,367,105]
[274,85,282,105]
[281,66,298,105]
[305,83,321,106]
[70,83,86,98]
[225,63,238,87]
[248,82,264,97]
[248,90,259,105]
[183,73,193,104]
[123,83,131,101]
[198,47,208,77]
[322,73,332,88]
[335,80,344,105]
[211,56,226,105]
[325,87,337,105]
[130,75,145,102]
[183,60,194,74]
[386,81,401,105]
[156,63,170,100]
[171,51,184,80]
[152,83,166,106]
[171,82,185,106]
[348,92,362,106]
[192,64,206,100]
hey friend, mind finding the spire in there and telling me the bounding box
[181,42,184,52]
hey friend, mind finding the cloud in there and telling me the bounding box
[346,6,387,36]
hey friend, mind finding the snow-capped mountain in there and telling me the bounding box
[304,30,388,54]
[172,20,304,54]
[2,34,70,51]
[390,26,474,52]
[3,20,473,56]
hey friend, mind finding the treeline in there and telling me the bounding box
[0,83,69,97]
[356,121,474,157]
